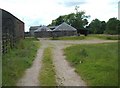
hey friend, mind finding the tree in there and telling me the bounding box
[73,6,89,33]
[50,16,65,26]
[49,6,90,35]
[105,18,119,34]
[117,20,120,34]
[100,21,106,34]
[89,19,101,34]
[65,13,76,25]
[88,19,107,34]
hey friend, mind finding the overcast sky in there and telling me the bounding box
[0,0,119,32]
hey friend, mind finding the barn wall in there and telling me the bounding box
[1,9,24,54]
[34,31,52,38]
[30,29,35,36]
[52,31,77,37]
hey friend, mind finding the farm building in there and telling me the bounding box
[29,26,41,36]
[52,22,77,37]
[48,26,57,30]
[1,9,24,54]
[34,26,52,38]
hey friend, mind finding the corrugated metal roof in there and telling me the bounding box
[29,26,40,30]
[48,26,57,30]
[53,22,77,31]
[34,26,52,32]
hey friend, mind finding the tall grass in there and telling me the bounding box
[2,37,40,86]
[64,43,118,86]
[39,47,56,86]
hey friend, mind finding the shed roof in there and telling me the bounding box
[53,22,77,31]
[1,8,24,23]
[29,26,40,31]
[48,26,57,30]
[34,26,52,32]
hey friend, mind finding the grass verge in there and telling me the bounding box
[50,34,118,40]
[39,47,56,86]
[51,36,85,40]
[64,42,118,86]
[2,37,40,86]
[87,34,119,40]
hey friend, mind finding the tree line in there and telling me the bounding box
[88,18,120,34]
[48,6,120,35]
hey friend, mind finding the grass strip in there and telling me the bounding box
[39,47,56,86]
[50,34,118,40]
[87,34,119,40]
[2,37,40,86]
[51,36,85,40]
[64,42,118,86]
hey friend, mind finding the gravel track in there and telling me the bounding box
[17,38,117,86]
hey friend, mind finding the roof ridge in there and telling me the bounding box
[53,22,77,31]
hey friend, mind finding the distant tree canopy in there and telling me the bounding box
[88,19,106,34]
[104,18,120,35]
[88,18,119,35]
[48,6,90,34]
[48,6,119,35]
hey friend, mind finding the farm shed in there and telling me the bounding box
[29,26,41,36]
[52,22,77,37]
[48,26,57,30]
[1,9,24,54]
[34,26,52,38]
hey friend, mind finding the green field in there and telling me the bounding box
[64,42,118,86]
[51,35,85,40]
[2,38,40,86]
[51,34,118,40]
[87,34,119,40]
[39,47,56,86]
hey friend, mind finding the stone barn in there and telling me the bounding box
[34,26,52,38]
[52,22,77,37]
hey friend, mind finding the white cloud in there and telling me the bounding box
[78,0,118,22]
[0,0,118,31]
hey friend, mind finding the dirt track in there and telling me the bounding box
[17,38,117,86]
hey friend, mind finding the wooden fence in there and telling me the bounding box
[1,9,24,54]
